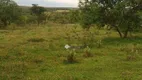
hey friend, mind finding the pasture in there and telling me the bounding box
[0,24,142,80]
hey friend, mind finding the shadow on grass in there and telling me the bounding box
[27,38,46,43]
[63,60,79,65]
[102,37,142,45]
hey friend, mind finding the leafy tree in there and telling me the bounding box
[0,0,21,27]
[79,0,142,38]
[30,4,46,25]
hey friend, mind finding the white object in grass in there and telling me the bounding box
[65,44,71,49]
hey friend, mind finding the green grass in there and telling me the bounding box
[0,24,142,80]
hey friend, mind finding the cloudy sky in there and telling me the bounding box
[14,0,79,7]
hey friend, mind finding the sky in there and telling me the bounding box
[14,0,79,7]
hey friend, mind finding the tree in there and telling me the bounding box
[0,0,21,27]
[30,4,46,25]
[79,0,142,38]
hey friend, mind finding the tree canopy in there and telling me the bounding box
[30,4,46,25]
[79,0,142,38]
[0,0,21,27]
[30,4,46,16]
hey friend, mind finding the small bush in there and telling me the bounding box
[67,53,76,63]
[83,46,93,57]
[64,50,77,64]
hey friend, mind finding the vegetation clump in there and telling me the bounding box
[0,0,21,27]
[65,49,77,64]
[83,46,93,57]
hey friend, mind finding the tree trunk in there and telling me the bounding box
[3,20,8,27]
[123,26,130,38]
[124,30,129,38]
[114,25,123,38]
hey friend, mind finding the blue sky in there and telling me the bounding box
[14,0,79,7]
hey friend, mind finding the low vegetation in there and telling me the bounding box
[0,24,142,80]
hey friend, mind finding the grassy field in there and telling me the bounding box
[0,24,142,80]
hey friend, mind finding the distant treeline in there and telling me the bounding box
[0,0,80,27]
[18,5,80,25]
[0,0,142,38]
